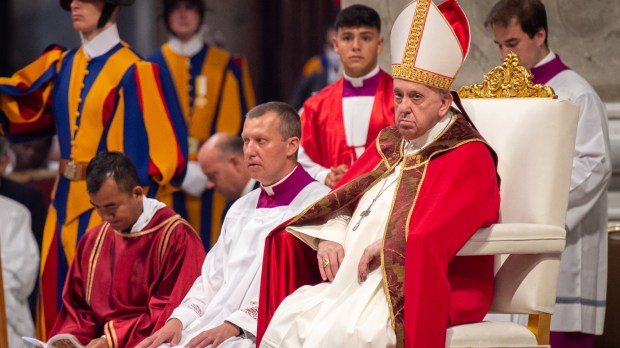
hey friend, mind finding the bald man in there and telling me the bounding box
[198,133,257,214]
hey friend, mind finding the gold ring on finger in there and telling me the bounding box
[322,257,330,268]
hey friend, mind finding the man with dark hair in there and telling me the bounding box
[486,1,610,346]
[50,151,205,348]
[298,4,394,188]
[148,0,256,251]
[0,0,189,336]
[138,102,328,348]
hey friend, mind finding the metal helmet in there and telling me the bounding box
[59,0,135,11]
[60,0,135,28]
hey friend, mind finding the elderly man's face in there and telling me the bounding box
[393,78,451,140]
[242,112,298,186]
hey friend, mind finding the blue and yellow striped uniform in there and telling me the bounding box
[0,43,188,339]
[148,42,255,250]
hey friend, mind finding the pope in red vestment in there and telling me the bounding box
[50,203,205,348]
[259,1,497,346]
[258,111,500,347]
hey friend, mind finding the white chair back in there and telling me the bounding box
[462,98,577,315]
[446,53,579,347]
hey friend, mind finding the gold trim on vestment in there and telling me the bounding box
[381,166,405,331]
[158,219,180,270]
[288,160,395,231]
[401,114,458,252]
[86,224,108,306]
[401,112,455,166]
[402,138,489,171]
[157,219,175,271]
[376,131,390,165]
[376,114,495,347]
[105,321,118,348]
[405,167,425,245]
[85,215,189,304]
[282,160,390,253]
[457,53,556,99]
[105,324,113,348]
[112,214,183,237]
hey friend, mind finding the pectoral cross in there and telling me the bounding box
[350,176,398,232]
[352,207,371,231]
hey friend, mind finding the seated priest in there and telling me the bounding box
[257,0,501,347]
[136,102,329,348]
[50,151,206,347]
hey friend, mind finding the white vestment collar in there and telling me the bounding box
[404,111,452,154]
[130,197,166,233]
[343,65,380,88]
[533,50,556,68]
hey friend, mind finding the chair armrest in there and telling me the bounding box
[457,223,566,256]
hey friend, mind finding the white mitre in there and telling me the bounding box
[391,0,471,89]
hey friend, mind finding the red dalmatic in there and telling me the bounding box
[50,207,206,348]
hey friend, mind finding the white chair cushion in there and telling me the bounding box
[447,321,545,347]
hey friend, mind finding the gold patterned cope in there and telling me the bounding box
[457,53,557,99]
[391,0,455,90]
[285,113,493,348]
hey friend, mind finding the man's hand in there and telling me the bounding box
[358,239,382,282]
[136,318,183,348]
[325,164,348,188]
[184,321,241,348]
[317,239,344,281]
[85,338,108,348]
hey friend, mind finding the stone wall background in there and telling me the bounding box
[343,0,620,102]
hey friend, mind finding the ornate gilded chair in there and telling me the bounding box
[445,53,579,347]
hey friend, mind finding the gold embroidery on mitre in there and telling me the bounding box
[392,65,454,90]
[392,0,454,89]
[458,53,557,99]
